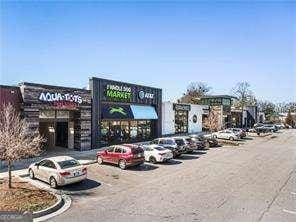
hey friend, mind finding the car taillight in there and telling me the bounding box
[59,171,70,177]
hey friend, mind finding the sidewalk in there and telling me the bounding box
[0,147,102,174]
[0,140,152,174]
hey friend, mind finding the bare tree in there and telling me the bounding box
[285,110,295,127]
[232,82,255,127]
[257,100,276,121]
[0,103,45,188]
[178,82,211,104]
[203,108,220,133]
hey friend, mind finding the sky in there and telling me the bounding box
[0,1,295,103]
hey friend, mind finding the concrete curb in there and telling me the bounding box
[33,194,71,222]
[9,174,72,222]
[33,193,63,218]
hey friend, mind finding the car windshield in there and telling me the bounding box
[165,140,175,145]
[154,146,166,151]
[175,139,185,145]
[58,159,80,169]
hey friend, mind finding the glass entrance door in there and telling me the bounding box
[56,122,68,147]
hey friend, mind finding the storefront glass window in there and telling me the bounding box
[130,121,137,139]
[175,110,188,134]
[100,120,153,145]
[121,121,130,142]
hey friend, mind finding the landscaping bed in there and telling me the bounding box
[0,177,57,213]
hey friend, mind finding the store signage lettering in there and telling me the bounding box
[203,108,209,114]
[138,90,154,100]
[106,84,132,100]
[174,104,191,111]
[39,92,83,104]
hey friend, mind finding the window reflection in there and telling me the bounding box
[100,120,153,145]
[175,110,188,133]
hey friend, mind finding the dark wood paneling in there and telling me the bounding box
[20,83,92,151]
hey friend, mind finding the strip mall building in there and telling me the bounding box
[1,77,247,151]
[0,77,163,151]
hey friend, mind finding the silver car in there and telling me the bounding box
[28,156,87,188]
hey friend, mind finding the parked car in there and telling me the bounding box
[142,144,173,163]
[285,124,292,129]
[228,128,247,139]
[212,130,239,141]
[151,138,187,157]
[255,124,278,133]
[275,123,285,129]
[96,144,145,170]
[28,156,87,188]
[173,137,194,153]
[184,136,206,149]
[190,134,219,148]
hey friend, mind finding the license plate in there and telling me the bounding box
[74,172,80,176]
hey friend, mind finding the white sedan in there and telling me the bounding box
[28,156,87,188]
[212,130,239,141]
[142,145,173,163]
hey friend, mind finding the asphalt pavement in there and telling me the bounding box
[39,130,296,222]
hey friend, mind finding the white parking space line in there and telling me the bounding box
[283,209,296,215]
[101,181,113,187]
[291,192,296,195]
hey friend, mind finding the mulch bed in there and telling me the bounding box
[0,177,57,212]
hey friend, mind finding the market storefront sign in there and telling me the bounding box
[105,84,132,101]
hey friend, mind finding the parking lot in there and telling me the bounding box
[28,130,296,222]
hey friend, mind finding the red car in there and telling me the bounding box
[96,144,145,169]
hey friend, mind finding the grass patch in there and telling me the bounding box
[0,177,57,213]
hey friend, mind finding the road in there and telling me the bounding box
[49,130,296,222]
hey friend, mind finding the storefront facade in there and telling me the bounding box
[200,95,235,129]
[19,82,92,151]
[162,102,207,135]
[90,78,162,148]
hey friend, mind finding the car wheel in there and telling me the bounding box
[229,137,234,141]
[29,169,35,179]
[49,177,57,189]
[149,156,157,164]
[118,160,127,170]
[97,156,103,165]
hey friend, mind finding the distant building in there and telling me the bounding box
[0,85,23,111]
[199,95,236,129]
[162,102,208,135]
